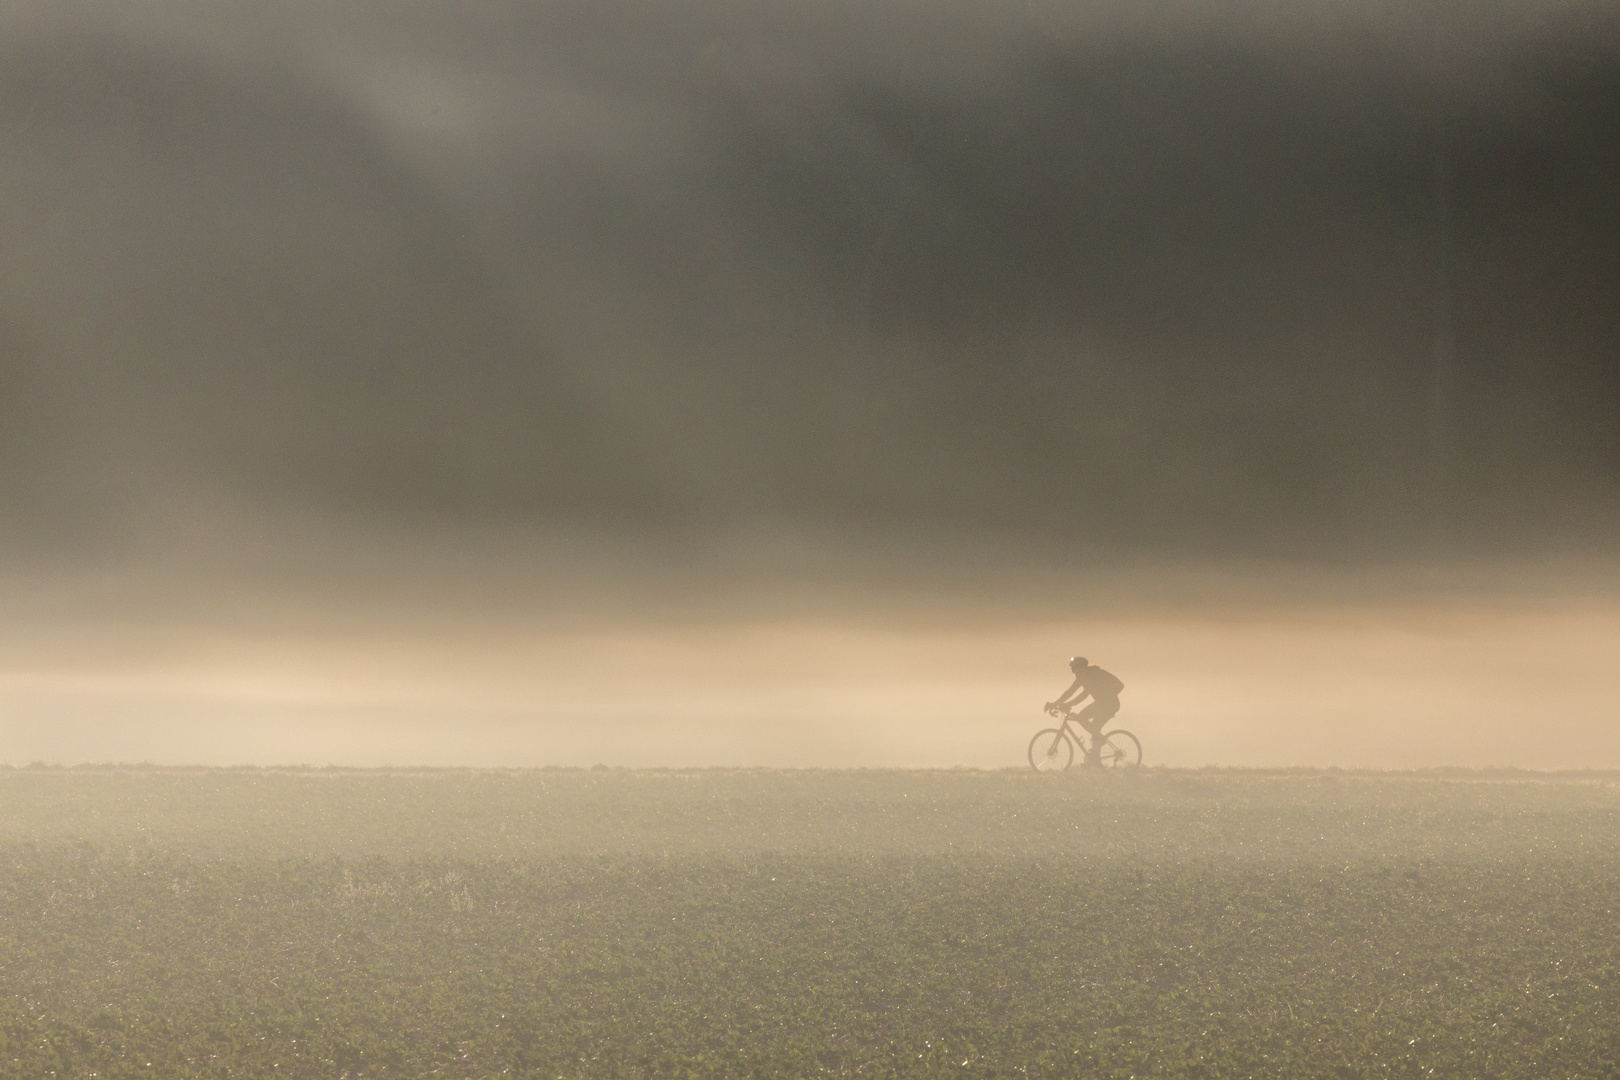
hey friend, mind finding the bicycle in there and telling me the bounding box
[1027,706,1142,772]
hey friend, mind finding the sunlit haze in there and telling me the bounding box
[3,0,1618,768]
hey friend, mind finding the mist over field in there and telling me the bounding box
[5,554,1620,768]
[3,0,1619,768]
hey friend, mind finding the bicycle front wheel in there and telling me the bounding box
[1028,728,1074,772]
[1096,729,1142,770]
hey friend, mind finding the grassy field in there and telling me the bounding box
[2,766,1618,1078]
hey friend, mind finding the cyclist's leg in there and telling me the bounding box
[1074,697,1121,763]
[1075,696,1120,731]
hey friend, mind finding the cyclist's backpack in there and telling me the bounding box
[1087,666,1125,697]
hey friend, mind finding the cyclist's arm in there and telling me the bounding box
[1049,676,1089,710]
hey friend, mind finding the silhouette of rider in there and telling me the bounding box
[1045,656,1125,735]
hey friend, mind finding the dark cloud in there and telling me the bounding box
[2,0,1618,575]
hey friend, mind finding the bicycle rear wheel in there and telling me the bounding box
[1028,728,1074,772]
[1096,729,1142,770]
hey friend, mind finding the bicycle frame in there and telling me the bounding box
[1050,713,1109,765]
[1030,707,1141,771]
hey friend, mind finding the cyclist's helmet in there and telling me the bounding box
[1069,655,1088,673]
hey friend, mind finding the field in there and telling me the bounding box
[2,767,1618,1079]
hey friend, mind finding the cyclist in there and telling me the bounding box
[1045,656,1125,736]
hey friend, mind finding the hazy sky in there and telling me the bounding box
[2,0,1617,767]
